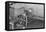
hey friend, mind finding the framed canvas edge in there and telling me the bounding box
[5,1,45,31]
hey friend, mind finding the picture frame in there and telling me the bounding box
[5,1,45,31]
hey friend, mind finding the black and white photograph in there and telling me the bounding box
[5,1,45,31]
